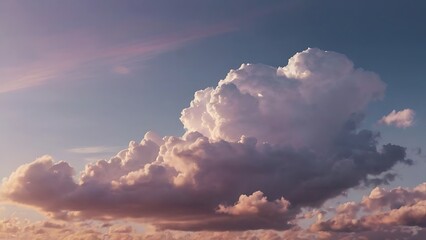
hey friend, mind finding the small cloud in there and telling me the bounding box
[217,191,290,216]
[379,109,415,128]
[113,66,130,75]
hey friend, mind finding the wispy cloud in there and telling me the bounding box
[112,66,130,75]
[67,146,120,154]
[0,24,236,94]
[0,67,60,94]
[0,0,288,94]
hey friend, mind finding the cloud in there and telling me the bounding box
[1,48,411,231]
[379,109,415,128]
[181,48,385,149]
[311,182,426,232]
[42,221,65,229]
[109,225,133,234]
[217,191,290,216]
[0,218,141,240]
[0,23,236,94]
[67,146,120,154]
[112,66,131,75]
[0,217,424,240]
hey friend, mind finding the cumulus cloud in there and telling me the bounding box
[312,182,426,232]
[217,191,290,216]
[379,109,415,128]
[181,48,385,149]
[1,48,411,231]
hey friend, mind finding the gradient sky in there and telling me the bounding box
[0,0,425,239]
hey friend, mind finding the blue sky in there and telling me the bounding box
[0,0,425,238]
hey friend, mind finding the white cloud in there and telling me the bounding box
[181,48,385,149]
[379,109,415,128]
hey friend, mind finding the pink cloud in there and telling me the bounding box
[217,191,290,216]
[379,109,415,128]
[0,23,236,94]
[311,182,426,232]
[112,66,130,75]
[0,217,425,239]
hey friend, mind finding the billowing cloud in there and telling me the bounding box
[312,182,426,232]
[379,109,415,128]
[181,48,385,149]
[1,48,411,231]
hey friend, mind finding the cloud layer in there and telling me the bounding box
[1,216,425,240]
[1,48,410,231]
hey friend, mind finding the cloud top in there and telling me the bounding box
[181,48,385,149]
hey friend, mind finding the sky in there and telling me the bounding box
[0,0,425,239]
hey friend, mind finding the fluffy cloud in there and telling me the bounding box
[181,48,385,149]
[217,191,290,216]
[0,155,77,211]
[379,109,415,128]
[312,182,426,232]
[1,48,411,231]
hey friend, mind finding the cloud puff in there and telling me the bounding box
[379,109,415,128]
[312,182,426,232]
[217,191,290,216]
[1,48,410,231]
[181,48,385,149]
[0,155,77,211]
